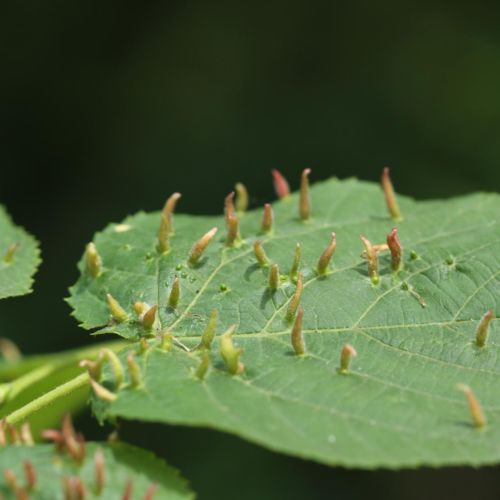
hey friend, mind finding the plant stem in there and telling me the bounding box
[6,372,89,425]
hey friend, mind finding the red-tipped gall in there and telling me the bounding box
[271,169,290,199]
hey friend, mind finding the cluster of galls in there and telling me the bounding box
[84,167,496,430]
[1,415,158,500]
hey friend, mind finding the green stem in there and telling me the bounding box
[6,372,89,425]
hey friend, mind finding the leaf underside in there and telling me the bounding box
[0,206,40,299]
[68,178,500,468]
[0,441,192,499]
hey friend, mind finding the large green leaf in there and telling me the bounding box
[68,177,500,468]
[0,440,193,499]
[0,206,40,299]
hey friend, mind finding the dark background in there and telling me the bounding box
[1,1,500,498]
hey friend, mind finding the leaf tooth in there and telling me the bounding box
[268,263,280,291]
[291,307,305,355]
[194,351,211,380]
[253,240,269,267]
[90,378,117,402]
[3,242,19,263]
[85,242,102,278]
[289,242,301,282]
[456,384,486,428]
[127,352,143,388]
[225,213,240,247]
[271,168,290,199]
[317,232,337,275]
[339,344,357,373]
[299,168,312,221]
[188,227,218,266]
[106,294,129,323]
[359,235,380,285]
[381,167,402,221]
[220,325,244,375]
[286,272,303,321]
[198,309,218,350]
[23,460,36,491]
[475,310,494,347]
[168,277,181,308]
[235,182,249,212]
[158,192,182,253]
[261,203,274,233]
[94,448,105,495]
[386,227,403,272]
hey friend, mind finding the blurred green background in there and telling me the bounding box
[1,1,500,498]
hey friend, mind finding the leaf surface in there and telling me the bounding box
[0,206,40,299]
[68,178,500,467]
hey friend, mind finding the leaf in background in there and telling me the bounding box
[68,177,500,467]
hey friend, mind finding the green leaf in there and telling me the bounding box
[0,440,193,499]
[68,177,500,468]
[0,206,40,299]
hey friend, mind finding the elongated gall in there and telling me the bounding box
[127,352,142,388]
[220,326,244,375]
[142,304,157,330]
[235,182,249,212]
[188,227,218,265]
[360,235,380,284]
[199,309,218,349]
[158,192,182,253]
[286,273,303,321]
[100,348,124,388]
[23,461,36,490]
[4,469,17,490]
[106,294,128,323]
[168,277,180,308]
[317,232,337,275]
[476,310,494,347]
[224,192,236,227]
[20,423,34,445]
[7,422,20,444]
[268,263,280,291]
[299,168,312,220]
[3,243,19,263]
[339,344,357,373]
[225,213,240,246]
[291,307,305,355]
[85,242,102,278]
[159,331,173,351]
[261,203,273,233]
[271,169,290,199]
[381,167,402,220]
[457,384,486,428]
[386,227,403,272]
[144,483,158,500]
[94,448,105,494]
[253,240,269,267]
[0,338,21,362]
[62,414,85,463]
[289,242,301,282]
[79,359,102,380]
[90,378,117,402]
[195,351,210,380]
[122,480,133,500]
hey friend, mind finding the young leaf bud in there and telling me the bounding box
[386,227,403,272]
[381,167,402,220]
[220,326,244,375]
[475,310,494,347]
[188,227,218,266]
[261,203,273,233]
[457,383,486,428]
[106,294,128,323]
[360,235,380,285]
[85,242,102,278]
[317,232,337,275]
[339,344,357,373]
[291,307,305,355]
[286,273,303,321]
[271,169,290,199]
[299,168,312,220]
[253,240,269,267]
[235,182,249,212]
